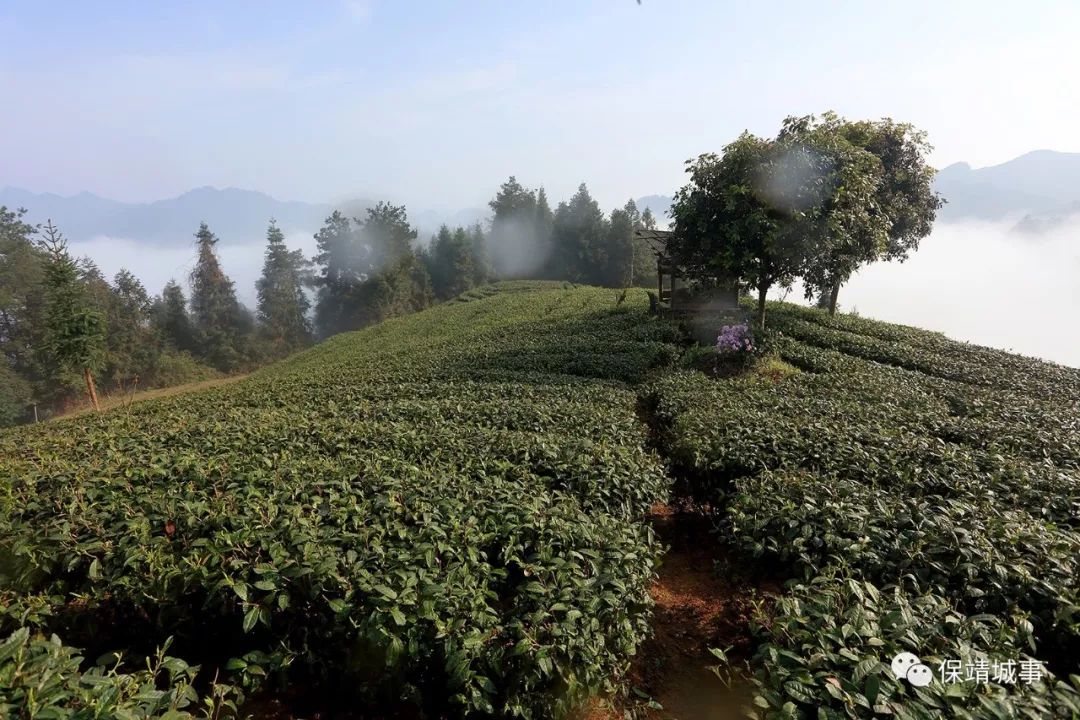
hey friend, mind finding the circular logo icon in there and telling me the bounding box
[891,652,921,680]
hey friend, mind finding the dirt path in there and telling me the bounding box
[51,374,248,421]
[584,504,778,720]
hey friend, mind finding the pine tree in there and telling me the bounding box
[606,202,636,288]
[534,187,554,276]
[467,222,492,285]
[429,225,475,300]
[153,280,197,353]
[189,222,245,371]
[363,202,417,270]
[641,207,657,230]
[37,221,106,410]
[256,220,313,355]
[487,176,540,277]
[105,268,156,386]
[550,183,609,284]
[312,211,364,338]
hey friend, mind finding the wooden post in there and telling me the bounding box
[127,375,139,409]
[32,403,38,423]
[84,368,100,412]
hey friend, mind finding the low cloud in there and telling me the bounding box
[70,230,318,309]
[796,218,1080,368]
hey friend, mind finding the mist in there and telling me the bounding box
[69,229,318,309]
[68,215,1080,369]
[803,217,1080,368]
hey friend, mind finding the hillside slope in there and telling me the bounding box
[0,282,680,718]
[2,284,1079,719]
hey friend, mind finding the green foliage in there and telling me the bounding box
[256,220,313,356]
[750,577,1080,718]
[37,222,107,392]
[0,362,32,427]
[0,628,243,719]
[488,176,545,279]
[428,225,476,300]
[645,300,1080,718]
[152,280,198,355]
[0,282,678,717]
[550,184,609,285]
[785,113,943,312]
[189,223,250,372]
[668,134,807,329]
[312,204,433,337]
[0,206,47,382]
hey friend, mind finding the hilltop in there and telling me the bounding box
[1,283,1078,718]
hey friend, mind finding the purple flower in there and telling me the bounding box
[716,323,753,354]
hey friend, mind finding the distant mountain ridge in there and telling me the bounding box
[934,149,1080,224]
[5,149,1078,246]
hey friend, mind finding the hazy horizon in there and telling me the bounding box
[4,1,1080,210]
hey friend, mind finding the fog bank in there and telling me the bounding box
[70,229,318,309]
[814,218,1080,368]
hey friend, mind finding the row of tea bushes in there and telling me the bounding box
[0,283,679,718]
[649,300,1080,717]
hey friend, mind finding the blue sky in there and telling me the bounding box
[2,1,1078,210]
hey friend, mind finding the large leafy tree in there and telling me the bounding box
[37,221,106,410]
[787,113,942,313]
[0,206,46,379]
[668,134,809,330]
[189,222,246,370]
[256,220,313,355]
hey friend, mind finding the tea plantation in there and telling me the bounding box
[0,282,679,718]
[2,282,1079,719]
[644,300,1080,718]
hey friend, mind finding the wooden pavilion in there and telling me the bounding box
[635,228,739,315]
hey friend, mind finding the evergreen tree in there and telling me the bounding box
[467,222,492,285]
[351,204,432,324]
[427,225,454,298]
[534,187,554,275]
[362,201,417,270]
[0,206,43,424]
[429,225,475,300]
[605,202,637,287]
[641,207,657,230]
[189,222,245,370]
[256,220,313,355]
[105,268,156,386]
[312,211,364,338]
[487,176,541,277]
[153,280,197,353]
[550,183,609,284]
[37,221,106,410]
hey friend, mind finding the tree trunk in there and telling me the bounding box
[84,368,100,412]
[828,282,841,316]
[756,281,769,332]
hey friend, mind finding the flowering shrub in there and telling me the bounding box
[716,323,754,355]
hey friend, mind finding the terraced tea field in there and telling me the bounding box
[644,300,1080,718]
[2,282,1079,719]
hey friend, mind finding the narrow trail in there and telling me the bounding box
[584,504,779,720]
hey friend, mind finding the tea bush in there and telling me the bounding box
[0,283,678,718]
[646,300,1080,717]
